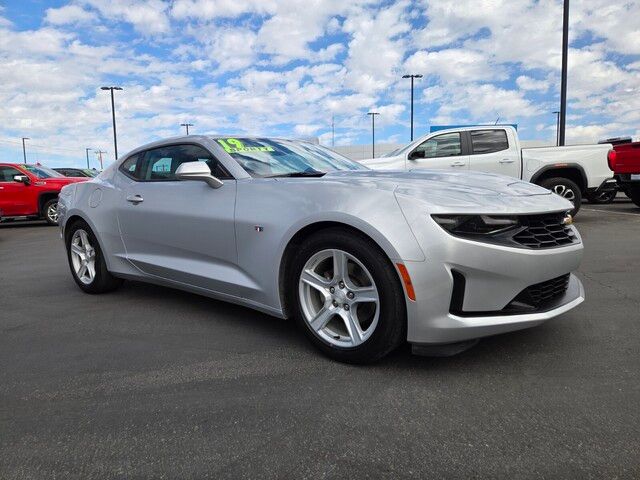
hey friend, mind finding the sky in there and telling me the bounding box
[0,0,639,169]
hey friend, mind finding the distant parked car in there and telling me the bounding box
[0,163,88,225]
[54,168,99,178]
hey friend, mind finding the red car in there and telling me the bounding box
[604,138,640,207]
[0,163,88,225]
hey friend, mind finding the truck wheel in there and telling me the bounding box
[42,198,60,225]
[627,186,640,208]
[540,177,582,216]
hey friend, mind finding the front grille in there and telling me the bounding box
[511,274,570,309]
[512,213,577,249]
[450,272,572,317]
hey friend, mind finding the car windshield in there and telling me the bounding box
[23,164,64,178]
[84,169,99,177]
[214,137,367,177]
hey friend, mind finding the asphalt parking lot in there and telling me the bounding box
[1,200,639,479]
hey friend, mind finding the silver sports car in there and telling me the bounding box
[58,136,584,363]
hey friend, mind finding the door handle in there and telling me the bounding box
[126,194,144,204]
[499,159,515,164]
[450,161,466,167]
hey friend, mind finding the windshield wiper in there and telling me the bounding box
[264,171,326,178]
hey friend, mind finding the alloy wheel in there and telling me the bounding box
[46,202,59,223]
[552,184,576,202]
[298,249,380,348]
[70,229,96,285]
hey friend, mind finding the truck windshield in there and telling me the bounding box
[214,138,367,178]
[23,164,64,178]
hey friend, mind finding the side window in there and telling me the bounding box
[140,144,232,182]
[119,153,142,179]
[411,133,462,159]
[470,130,509,154]
[0,166,23,182]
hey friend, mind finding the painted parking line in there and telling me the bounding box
[582,207,640,217]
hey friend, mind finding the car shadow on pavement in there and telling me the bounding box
[0,220,50,229]
[115,279,559,370]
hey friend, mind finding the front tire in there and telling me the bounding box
[288,228,406,364]
[42,198,60,225]
[65,220,123,294]
[540,177,582,216]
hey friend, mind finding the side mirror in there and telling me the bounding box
[408,150,426,160]
[175,161,223,189]
[13,174,30,184]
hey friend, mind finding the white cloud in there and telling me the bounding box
[516,75,549,92]
[405,48,505,83]
[171,0,275,20]
[45,5,96,25]
[81,0,171,35]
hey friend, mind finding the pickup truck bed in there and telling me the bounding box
[607,141,640,206]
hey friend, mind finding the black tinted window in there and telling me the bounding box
[0,166,23,182]
[471,130,509,154]
[140,144,232,181]
[119,153,141,179]
[413,133,462,158]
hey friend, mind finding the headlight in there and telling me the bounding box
[432,214,519,236]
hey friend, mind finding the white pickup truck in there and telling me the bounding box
[361,126,615,215]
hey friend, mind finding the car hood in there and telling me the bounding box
[323,169,573,213]
[38,177,88,185]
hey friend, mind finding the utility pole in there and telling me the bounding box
[559,0,569,146]
[402,74,422,141]
[95,150,106,170]
[553,111,560,146]
[331,115,335,147]
[101,86,123,160]
[21,137,30,163]
[180,123,194,135]
[85,147,92,169]
[367,112,380,159]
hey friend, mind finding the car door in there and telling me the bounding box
[467,129,519,177]
[116,143,239,294]
[406,132,469,171]
[0,166,31,216]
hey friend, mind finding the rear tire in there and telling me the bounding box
[627,186,640,208]
[42,198,60,225]
[65,220,123,294]
[540,177,582,216]
[287,228,406,364]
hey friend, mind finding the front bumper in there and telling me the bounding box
[401,222,584,345]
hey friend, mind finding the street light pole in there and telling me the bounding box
[402,74,423,141]
[101,86,123,160]
[21,137,30,163]
[180,123,194,135]
[367,112,380,159]
[559,0,569,146]
[552,111,560,146]
[331,115,335,147]
[85,147,92,169]
[94,150,106,170]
